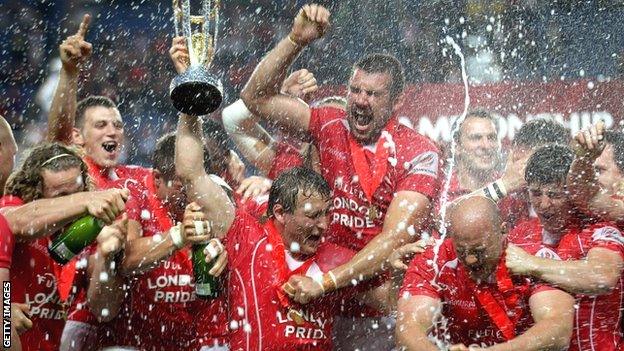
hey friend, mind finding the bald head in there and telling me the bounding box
[447,196,501,241]
[446,196,504,280]
[0,116,17,194]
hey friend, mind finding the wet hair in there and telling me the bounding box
[525,144,574,185]
[513,118,570,149]
[202,118,230,174]
[267,167,331,217]
[603,130,624,174]
[5,143,90,202]
[353,54,405,100]
[153,132,221,180]
[452,109,499,143]
[76,95,118,129]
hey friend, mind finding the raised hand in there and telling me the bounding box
[505,244,537,276]
[59,14,92,74]
[573,120,606,160]
[289,4,331,46]
[388,238,434,271]
[169,36,190,74]
[281,69,318,99]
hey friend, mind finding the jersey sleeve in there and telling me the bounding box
[0,213,14,269]
[395,137,442,200]
[589,224,624,258]
[399,241,451,300]
[268,141,304,179]
[225,209,264,269]
[308,107,344,145]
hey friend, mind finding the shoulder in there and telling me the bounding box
[508,218,540,243]
[309,107,348,133]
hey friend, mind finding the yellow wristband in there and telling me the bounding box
[287,34,302,47]
[322,271,338,292]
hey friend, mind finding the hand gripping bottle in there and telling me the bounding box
[49,216,104,264]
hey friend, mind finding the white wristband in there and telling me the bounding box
[169,224,184,249]
[222,99,252,134]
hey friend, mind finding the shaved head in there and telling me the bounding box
[447,196,501,241]
[0,116,17,194]
[446,196,504,281]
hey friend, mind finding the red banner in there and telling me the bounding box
[313,79,624,142]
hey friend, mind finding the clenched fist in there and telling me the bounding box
[289,4,331,47]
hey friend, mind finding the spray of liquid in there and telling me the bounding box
[426,35,471,350]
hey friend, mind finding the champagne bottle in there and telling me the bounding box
[49,216,104,264]
[192,243,220,299]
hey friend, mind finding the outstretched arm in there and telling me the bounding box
[175,114,235,238]
[507,244,624,295]
[1,189,127,241]
[240,5,330,135]
[484,289,574,351]
[48,14,92,143]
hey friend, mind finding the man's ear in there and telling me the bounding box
[500,221,509,236]
[72,128,84,146]
[273,203,286,225]
[391,91,405,114]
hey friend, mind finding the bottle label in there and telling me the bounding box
[196,283,215,296]
[52,242,76,262]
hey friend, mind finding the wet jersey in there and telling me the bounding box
[308,107,441,251]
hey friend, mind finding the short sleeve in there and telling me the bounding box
[268,142,303,179]
[396,141,441,200]
[589,225,624,259]
[0,213,14,269]
[225,209,264,269]
[308,107,344,144]
[399,241,453,300]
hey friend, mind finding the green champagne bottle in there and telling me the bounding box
[49,216,104,264]
[192,243,220,299]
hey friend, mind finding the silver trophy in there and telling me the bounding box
[170,0,223,115]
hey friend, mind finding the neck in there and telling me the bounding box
[457,165,494,191]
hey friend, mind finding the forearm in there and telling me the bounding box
[120,232,177,276]
[47,68,78,143]
[486,319,570,351]
[530,257,619,295]
[397,328,438,351]
[568,157,601,212]
[222,101,276,175]
[241,37,302,108]
[87,251,125,322]
[2,193,90,239]
[331,229,410,290]
[175,114,206,180]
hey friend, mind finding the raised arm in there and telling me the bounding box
[175,114,235,237]
[567,122,624,221]
[48,14,92,143]
[506,244,624,295]
[222,69,317,175]
[484,289,574,351]
[395,295,442,351]
[240,4,330,135]
[1,189,127,240]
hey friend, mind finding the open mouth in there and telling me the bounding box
[352,110,373,132]
[102,141,118,153]
[305,234,322,244]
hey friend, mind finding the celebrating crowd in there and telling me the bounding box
[0,4,623,351]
